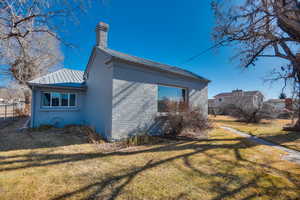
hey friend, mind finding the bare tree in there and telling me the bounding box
[0,0,89,114]
[212,0,300,127]
[224,101,276,123]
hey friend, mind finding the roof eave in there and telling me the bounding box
[111,57,210,83]
[28,83,87,91]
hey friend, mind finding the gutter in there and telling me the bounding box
[28,83,87,91]
[111,57,211,83]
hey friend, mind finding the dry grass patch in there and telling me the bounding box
[211,115,300,152]
[0,120,300,200]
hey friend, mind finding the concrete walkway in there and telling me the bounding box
[221,126,300,165]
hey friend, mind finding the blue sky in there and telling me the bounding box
[1,0,292,99]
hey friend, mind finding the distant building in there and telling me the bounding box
[265,98,297,111]
[209,89,264,114]
[265,99,286,111]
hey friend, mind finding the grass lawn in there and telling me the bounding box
[211,115,300,152]
[0,119,300,200]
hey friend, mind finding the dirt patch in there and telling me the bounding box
[0,119,88,152]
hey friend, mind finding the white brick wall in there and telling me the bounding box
[110,62,208,140]
[111,79,157,140]
[189,87,208,116]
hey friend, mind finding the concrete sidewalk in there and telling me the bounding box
[221,126,300,165]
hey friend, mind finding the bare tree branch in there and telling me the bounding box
[212,0,300,126]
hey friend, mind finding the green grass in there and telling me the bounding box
[0,119,300,200]
[211,115,300,152]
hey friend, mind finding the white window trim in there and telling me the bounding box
[41,92,77,108]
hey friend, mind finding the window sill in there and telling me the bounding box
[156,111,187,117]
[39,107,80,112]
[156,112,169,117]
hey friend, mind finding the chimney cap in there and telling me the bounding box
[96,21,109,31]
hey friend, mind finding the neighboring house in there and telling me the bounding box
[28,22,210,141]
[265,99,286,112]
[209,89,264,114]
[208,99,216,114]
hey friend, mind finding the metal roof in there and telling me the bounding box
[28,68,85,89]
[99,47,210,82]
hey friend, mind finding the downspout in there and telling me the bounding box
[30,85,35,128]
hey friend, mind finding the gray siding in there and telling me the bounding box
[31,87,85,128]
[111,61,208,140]
[84,49,113,139]
[30,51,208,141]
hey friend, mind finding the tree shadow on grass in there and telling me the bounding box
[257,131,300,152]
[1,135,299,200]
[181,149,299,200]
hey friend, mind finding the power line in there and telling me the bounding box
[181,40,226,64]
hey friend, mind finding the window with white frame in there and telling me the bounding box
[41,92,77,108]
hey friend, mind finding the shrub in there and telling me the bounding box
[34,124,54,131]
[225,102,276,123]
[158,102,211,137]
[14,108,26,117]
[124,135,166,146]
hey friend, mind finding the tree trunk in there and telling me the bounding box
[294,91,300,128]
[276,0,300,42]
[23,89,31,116]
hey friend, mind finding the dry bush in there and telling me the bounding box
[29,124,54,132]
[158,102,211,138]
[63,125,105,144]
[14,108,26,117]
[225,102,276,123]
[65,125,165,152]
[78,126,104,144]
[124,135,167,146]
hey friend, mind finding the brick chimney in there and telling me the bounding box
[95,22,109,48]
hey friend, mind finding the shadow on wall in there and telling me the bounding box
[111,81,159,139]
[112,82,141,108]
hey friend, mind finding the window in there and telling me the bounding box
[42,93,50,106]
[219,98,222,102]
[61,93,69,106]
[158,85,187,112]
[70,94,76,107]
[41,92,76,108]
[51,92,60,107]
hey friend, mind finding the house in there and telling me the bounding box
[265,99,286,112]
[28,22,210,141]
[208,99,216,114]
[209,89,264,114]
